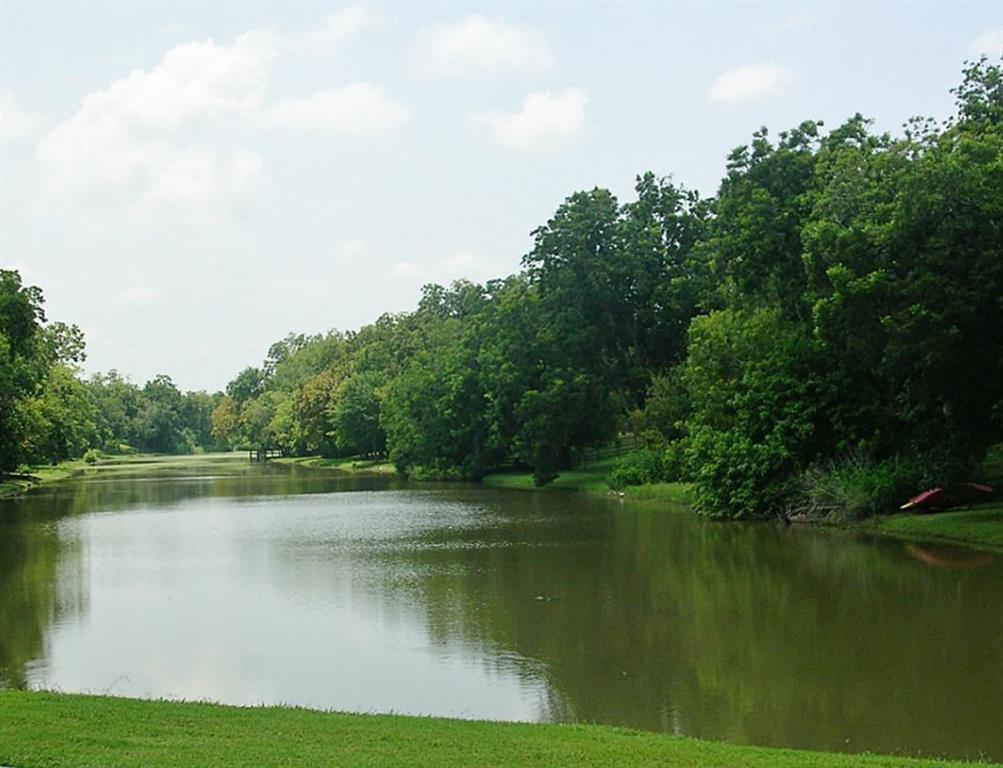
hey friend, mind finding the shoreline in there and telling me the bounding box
[0,690,993,768]
[0,459,89,499]
[6,452,1000,555]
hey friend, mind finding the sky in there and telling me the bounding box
[2,1,1001,392]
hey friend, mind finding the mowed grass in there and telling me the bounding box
[858,445,1003,553]
[0,459,87,498]
[0,690,992,768]
[864,502,1003,553]
[273,455,396,475]
[482,460,694,506]
[482,458,620,494]
[622,481,694,505]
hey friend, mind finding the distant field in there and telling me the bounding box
[0,690,993,768]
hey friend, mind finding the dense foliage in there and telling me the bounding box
[0,273,224,470]
[210,61,1001,517]
[4,61,1001,520]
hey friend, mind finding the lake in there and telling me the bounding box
[1,456,1000,761]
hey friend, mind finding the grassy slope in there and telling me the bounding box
[0,691,990,768]
[0,453,267,499]
[483,458,619,493]
[0,459,87,499]
[856,445,1003,553]
[483,459,694,505]
[272,455,396,475]
[863,503,1003,552]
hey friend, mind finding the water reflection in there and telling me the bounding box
[903,542,995,569]
[0,462,1000,761]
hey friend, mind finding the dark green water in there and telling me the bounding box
[1,457,1001,761]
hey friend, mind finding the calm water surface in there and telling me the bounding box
[1,456,1001,761]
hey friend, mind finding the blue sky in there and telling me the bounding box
[2,1,1000,391]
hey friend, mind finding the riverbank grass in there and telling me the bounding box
[861,502,1003,553]
[483,458,619,493]
[483,458,694,504]
[0,452,268,499]
[273,455,396,475]
[0,690,991,768]
[852,445,1003,552]
[0,459,87,499]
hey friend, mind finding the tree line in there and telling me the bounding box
[3,60,1000,519]
[0,273,223,471]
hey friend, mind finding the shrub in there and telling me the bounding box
[791,454,931,522]
[608,448,665,490]
[82,448,102,465]
[685,428,797,519]
[680,308,822,519]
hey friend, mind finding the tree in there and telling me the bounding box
[709,121,822,319]
[0,271,47,471]
[682,308,824,518]
[330,371,385,457]
[136,375,186,453]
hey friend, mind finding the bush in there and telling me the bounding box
[608,448,666,490]
[686,428,796,519]
[82,448,102,465]
[680,308,823,519]
[791,454,931,522]
[102,441,136,455]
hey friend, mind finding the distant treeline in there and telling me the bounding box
[0,280,224,467]
[3,60,1001,518]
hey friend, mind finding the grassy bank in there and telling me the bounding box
[483,458,694,505]
[0,459,88,499]
[483,458,619,493]
[849,446,1003,553]
[272,455,396,475]
[0,452,268,499]
[857,502,1003,553]
[0,690,991,768]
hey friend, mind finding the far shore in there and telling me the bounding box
[3,450,1000,554]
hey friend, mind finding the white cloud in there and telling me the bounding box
[298,4,382,55]
[117,285,157,307]
[390,260,420,280]
[969,27,1003,58]
[779,12,816,32]
[336,239,366,260]
[37,32,274,210]
[443,249,477,270]
[266,83,408,134]
[149,149,264,206]
[707,62,797,103]
[1,92,48,141]
[469,88,586,151]
[416,16,554,76]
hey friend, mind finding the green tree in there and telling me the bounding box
[682,308,824,518]
[330,371,386,457]
[0,271,48,471]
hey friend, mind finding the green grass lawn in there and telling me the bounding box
[0,690,991,768]
[272,455,396,475]
[0,459,87,499]
[621,481,694,505]
[854,445,1003,553]
[482,460,694,506]
[482,458,620,494]
[0,452,271,499]
[862,502,1003,553]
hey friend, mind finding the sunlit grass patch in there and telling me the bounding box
[864,502,1003,553]
[0,690,990,768]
